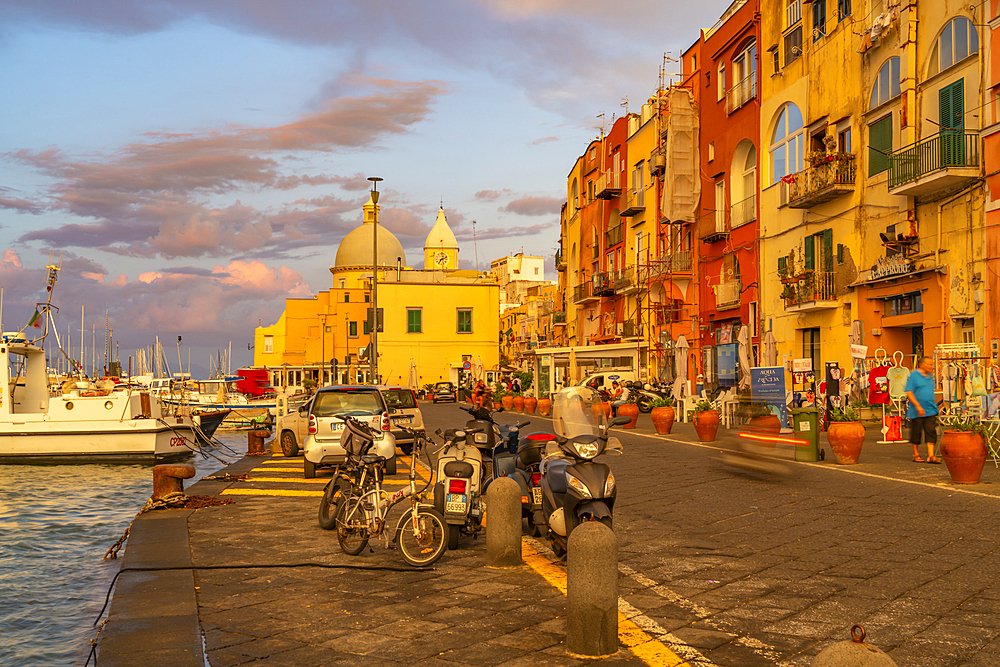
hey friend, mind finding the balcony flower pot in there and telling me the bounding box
[651,405,675,434]
[827,421,866,464]
[618,403,639,429]
[941,429,987,484]
[512,395,525,413]
[501,394,514,411]
[537,397,551,416]
[524,396,537,414]
[693,402,719,442]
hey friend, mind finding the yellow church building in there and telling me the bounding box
[253,196,500,392]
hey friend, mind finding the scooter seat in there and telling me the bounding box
[443,460,475,478]
[361,455,386,465]
[541,458,569,494]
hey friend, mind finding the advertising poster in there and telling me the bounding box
[751,366,788,427]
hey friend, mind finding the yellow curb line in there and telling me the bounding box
[221,488,324,497]
[521,541,693,667]
[246,477,327,483]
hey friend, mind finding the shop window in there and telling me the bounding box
[884,292,923,317]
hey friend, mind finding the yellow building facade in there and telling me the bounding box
[254,197,499,391]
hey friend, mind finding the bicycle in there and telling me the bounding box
[334,420,447,566]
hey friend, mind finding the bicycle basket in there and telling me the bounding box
[341,419,375,459]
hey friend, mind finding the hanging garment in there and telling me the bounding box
[887,366,910,400]
[883,414,902,441]
[987,392,1000,418]
[868,365,891,405]
[971,368,987,397]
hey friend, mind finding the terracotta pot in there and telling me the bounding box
[941,430,987,484]
[512,395,525,413]
[827,421,865,464]
[501,395,514,411]
[651,406,675,434]
[493,401,502,411]
[591,402,612,422]
[618,403,639,429]
[749,414,781,434]
[693,409,720,442]
[524,397,537,414]
[537,397,551,416]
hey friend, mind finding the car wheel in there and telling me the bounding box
[384,455,397,476]
[280,430,299,457]
[303,458,316,479]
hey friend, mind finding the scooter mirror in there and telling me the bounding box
[609,416,631,427]
[606,436,624,454]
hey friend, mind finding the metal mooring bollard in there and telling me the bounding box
[486,477,522,567]
[152,463,196,500]
[247,429,269,455]
[812,625,898,667]
[567,521,618,657]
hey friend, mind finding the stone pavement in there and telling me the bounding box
[97,404,1000,666]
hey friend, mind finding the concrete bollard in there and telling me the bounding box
[247,429,269,455]
[812,626,898,667]
[152,463,196,500]
[486,477,522,567]
[567,521,618,658]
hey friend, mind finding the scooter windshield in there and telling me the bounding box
[551,386,606,439]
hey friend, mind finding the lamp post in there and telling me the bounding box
[368,176,382,384]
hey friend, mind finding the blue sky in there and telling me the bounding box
[0,0,731,376]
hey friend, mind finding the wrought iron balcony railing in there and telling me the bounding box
[725,73,757,114]
[595,169,622,199]
[620,188,645,217]
[731,193,756,227]
[605,224,624,248]
[782,270,836,307]
[781,153,856,208]
[715,279,742,308]
[888,131,980,191]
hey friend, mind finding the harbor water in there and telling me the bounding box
[0,434,247,667]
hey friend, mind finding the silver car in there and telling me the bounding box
[302,385,397,478]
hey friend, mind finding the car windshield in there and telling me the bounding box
[434,383,453,391]
[382,389,416,409]
[312,390,382,417]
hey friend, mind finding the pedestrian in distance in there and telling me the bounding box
[473,380,486,408]
[905,356,942,463]
[610,380,629,417]
[512,376,521,393]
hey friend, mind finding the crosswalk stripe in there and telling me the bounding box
[221,488,323,497]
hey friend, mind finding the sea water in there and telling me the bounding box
[0,435,246,667]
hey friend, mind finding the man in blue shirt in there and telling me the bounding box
[905,356,940,463]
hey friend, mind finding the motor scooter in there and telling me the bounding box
[431,426,485,550]
[535,386,629,558]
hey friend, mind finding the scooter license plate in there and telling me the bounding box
[531,488,542,505]
[446,494,467,513]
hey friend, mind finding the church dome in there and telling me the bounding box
[333,194,407,269]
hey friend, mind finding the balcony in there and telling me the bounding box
[555,248,566,269]
[649,148,666,176]
[699,211,730,243]
[781,271,838,312]
[593,271,616,297]
[731,194,756,228]
[573,282,598,303]
[620,189,645,217]
[646,252,693,280]
[715,279,742,309]
[725,74,757,115]
[595,169,622,199]
[552,311,566,325]
[612,266,636,294]
[605,223,624,248]
[621,320,641,339]
[888,131,980,199]
[781,153,856,209]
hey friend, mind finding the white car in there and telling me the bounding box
[380,386,424,455]
[302,385,397,478]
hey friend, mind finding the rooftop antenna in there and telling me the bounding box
[621,95,629,116]
[472,220,479,272]
[596,112,605,138]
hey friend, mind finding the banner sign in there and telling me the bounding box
[751,366,788,427]
[850,344,868,359]
[792,358,813,372]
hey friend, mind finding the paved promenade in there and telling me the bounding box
[97,404,1000,666]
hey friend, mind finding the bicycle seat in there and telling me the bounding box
[361,455,386,465]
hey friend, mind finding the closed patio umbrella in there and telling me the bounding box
[672,335,689,401]
[762,330,778,367]
[738,327,751,390]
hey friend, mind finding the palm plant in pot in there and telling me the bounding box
[827,403,865,464]
[650,396,676,435]
[941,417,988,484]
[693,399,719,442]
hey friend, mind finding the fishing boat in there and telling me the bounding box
[0,332,198,462]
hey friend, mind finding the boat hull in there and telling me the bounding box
[0,419,196,463]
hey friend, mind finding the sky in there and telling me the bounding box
[0,0,731,377]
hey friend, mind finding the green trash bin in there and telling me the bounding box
[790,407,820,462]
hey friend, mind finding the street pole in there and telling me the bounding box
[368,176,382,385]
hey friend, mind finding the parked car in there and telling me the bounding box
[276,400,309,457]
[431,381,457,403]
[300,385,397,478]
[380,386,424,455]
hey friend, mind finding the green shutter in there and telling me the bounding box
[940,79,965,167]
[778,256,787,273]
[804,235,815,270]
[822,229,833,271]
[868,115,892,176]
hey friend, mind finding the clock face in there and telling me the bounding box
[434,251,449,267]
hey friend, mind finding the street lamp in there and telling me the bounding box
[368,176,382,385]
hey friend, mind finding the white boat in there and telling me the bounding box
[0,332,198,463]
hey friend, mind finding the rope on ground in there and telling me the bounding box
[102,493,234,561]
[200,472,249,482]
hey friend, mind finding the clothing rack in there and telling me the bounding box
[863,347,909,444]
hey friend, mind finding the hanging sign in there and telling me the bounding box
[851,344,868,359]
[793,358,813,372]
[870,255,912,280]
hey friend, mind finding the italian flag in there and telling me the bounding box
[28,310,41,328]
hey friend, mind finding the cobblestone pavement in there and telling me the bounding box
[101,401,1000,666]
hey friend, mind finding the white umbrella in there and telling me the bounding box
[672,335,689,401]
[738,326,751,390]
[474,355,485,380]
[762,330,777,367]
[407,358,418,390]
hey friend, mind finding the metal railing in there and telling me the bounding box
[725,73,757,114]
[605,224,624,247]
[621,188,645,215]
[784,153,856,205]
[715,279,742,307]
[555,248,565,268]
[783,270,835,305]
[593,272,615,296]
[698,211,731,241]
[595,169,621,198]
[612,265,634,290]
[730,193,756,227]
[888,131,980,189]
[573,282,595,302]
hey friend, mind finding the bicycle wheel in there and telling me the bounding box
[395,507,447,566]
[336,492,370,555]
[318,478,350,531]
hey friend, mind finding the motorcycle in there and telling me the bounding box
[432,426,486,550]
[631,379,672,414]
[535,386,629,558]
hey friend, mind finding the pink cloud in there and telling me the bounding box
[474,189,511,202]
[500,195,562,216]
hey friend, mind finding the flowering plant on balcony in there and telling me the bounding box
[807,150,836,166]
[780,173,797,184]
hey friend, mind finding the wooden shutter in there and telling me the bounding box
[804,234,815,270]
[868,115,892,176]
[822,229,833,271]
[939,79,964,130]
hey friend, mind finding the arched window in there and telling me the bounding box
[571,179,579,212]
[930,17,979,76]
[769,103,804,183]
[869,57,901,109]
[730,141,757,227]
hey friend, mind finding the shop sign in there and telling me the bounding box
[792,358,812,372]
[870,255,912,280]
[850,344,868,359]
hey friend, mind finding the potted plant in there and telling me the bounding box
[827,403,865,464]
[693,399,719,442]
[650,396,676,435]
[741,401,780,434]
[512,391,525,413]
[499,387,514,411]
[524,389,538,415]
[537,392,552,416]
[617,392,640,429]
[941,418,988,484]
